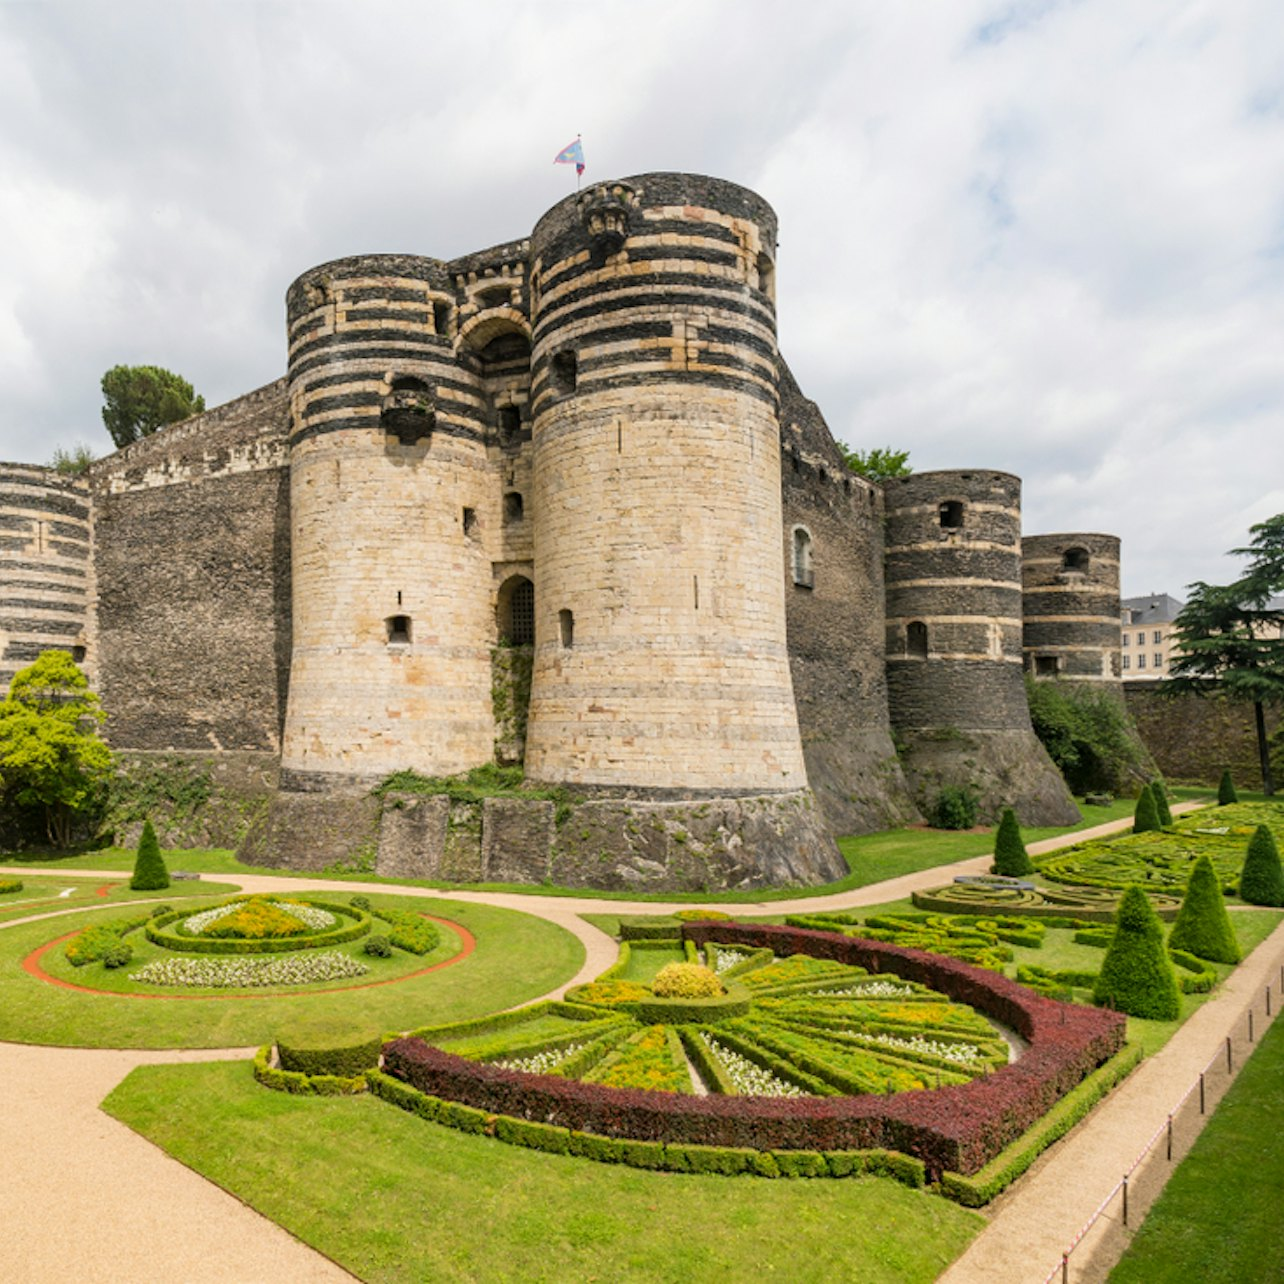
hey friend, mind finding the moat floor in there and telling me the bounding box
[3,804,1280,1284]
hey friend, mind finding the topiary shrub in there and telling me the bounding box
[0,878,23,895]
[931,786,979,830]
[101,941,132,969]
[993,808,1034,877]
[651,962,724,999]
[129,819,170,891]
[1150,779,1174,827]
[1168,855,1240,964]
[1218,769,1238,806]
[1093,886,1181,1019]
[149,904,172,919]
[364,934,393,958]
[350,895,372,911]
[1239,824,1284,907]
[1132,785,1160,834]
[673,909,732,922]
[277,1019,384,1078]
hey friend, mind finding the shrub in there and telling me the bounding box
[276,1019,384,1077]
[0,878,23,895]
[1239,824,1284,907]
[64,915,149,966]
[1151,780,1174,827]
[101,941,133,968]
[652,962,723,999]
[993,808,1034,877]
[1093,887,1180,1020]
[372,907,440,955]
[149,904,172,918]
[350,895,372,911]
[1168,855,1240,963]
[673,909,732,922]
[364,934,393,958]
[129,819,170,891]
[1132,785,1161,834]
[1218,769,1239,806]
[930,786,979,830]
[253,1044,368,1096]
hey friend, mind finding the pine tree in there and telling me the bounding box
[1151,779,1174,827]
[1093,886,1181,1019]
[130,819,170,891]
[1218,770,1238,806]
[1168,855,1240,963]
[993,807,1035,877]
[1239,824,1284,907]
[1133,784,1161,834]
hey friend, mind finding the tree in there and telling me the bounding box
[837,444,912,481]
[993,807,1035,876]
[1133,784,1160,833]
[49,444,95,476]
[1218,769,1238,806]
[1093,886,1180,1019]
[0,651,113,847]
[1161,514,1284,796]
[1151,779,1174,827]
[1239,824,1284,907]
[130,819,170,891]
[100,364,205,449]
[1168,855,1240,963]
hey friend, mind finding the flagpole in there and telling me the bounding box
[577,134,582,192]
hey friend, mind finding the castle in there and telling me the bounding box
[0,172,1128,891]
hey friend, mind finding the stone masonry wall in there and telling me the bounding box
[1022,533,1123,683]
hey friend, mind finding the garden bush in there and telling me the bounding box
[350,895,372,911]
[129,819,170,891]
[253,1044,368,1096]
[276,1018,384,1078]
[993,808,1034,877]
[652,962,723,999]
[1151,780,1174,827]
[1218,769,1238,806]
[0,878,22,895]
[1239,824,1284,906]
[65,915,149,966]
[364,934,393,958]
[372,906,440,955]
[1132,786,1161,834]
[930,786,979,830]
[1168,855,1240,963]
[1093,887,1180,1019]
[673,909,731,923]
[145,897,370,954]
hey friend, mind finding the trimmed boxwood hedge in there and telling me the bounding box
[382,922,1126,1178]
[145,897,371,955]
[276,1018,384,1077]
[253,1043,368,1096]
[0,878,23,895]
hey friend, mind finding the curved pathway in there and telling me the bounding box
[2,801,1276,1283]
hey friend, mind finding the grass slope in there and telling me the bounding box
[1110,1008,1284,1282]
[103,1059,982,1284]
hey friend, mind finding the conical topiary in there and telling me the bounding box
[130,819,170,891]
[1239,824,1284,907]
[1093,886,1181,1019]
[993,807,1035,877]
[1151,779,1174,827]
[1133,785,1161,834]
[1168,855,1240,963]
[1218,770,1238,806]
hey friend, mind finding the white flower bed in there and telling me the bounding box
[133,950,367,988]
[181,902,241,934]
[850,1031,982,1065]
[493,1043,586,1074]
[700,1035,806,1098]
[814,981,914,999]
[180,899,336,936]
[713,948,749,975]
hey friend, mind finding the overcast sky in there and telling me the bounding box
[2,0,1281,596]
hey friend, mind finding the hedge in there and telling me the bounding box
[366,1069,925,1184]
[1240,824,1284,907]
[993,808,1035,877]
[618,918,685,941]
[1168,854,1241,964]
[382,922,1125,1178]
[0,878,23,895]
[405,1000,608,1045]
[130,819,170,891]
[277,1019,385,1078]
[1093,887,1181,1020]
[145,897,371,955]
[253,1044,368,1097]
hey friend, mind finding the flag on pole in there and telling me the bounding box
[554,137,585,176]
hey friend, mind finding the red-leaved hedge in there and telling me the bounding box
[382,922,1126,1176]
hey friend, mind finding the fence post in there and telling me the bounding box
[1249,1010,1254,1043]
[1199,1071,1205,1115]
[1226,1036,1233,1071]
[1268,985,1273,1018]
[1062,1252,1069,1284]
[1122,1174,1129,1227]
[1167,1114,1173,1161]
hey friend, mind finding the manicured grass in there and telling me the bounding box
[103,1058,983,1283]
[0,845,251,874]
[0,873,240,922]
[0,894,583,1048]
[1110,1005,1284,1282]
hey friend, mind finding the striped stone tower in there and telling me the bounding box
[884,470,1078,825]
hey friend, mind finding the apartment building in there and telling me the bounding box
[1120,593,1184,679]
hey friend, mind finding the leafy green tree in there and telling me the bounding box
[129,819,170,891]
[1168,855,1240,963]
[1239,824,1284,907]
[1218,769,1238,806]
[837,444,912,481]
[1093,886,1180,1019]
[1162,514,1284,796]
[1151,779,1174,827]
[993,807,1034,876]
[100,364,205,449]
[0,651,112,847]
[1025,676,1152,794]
[49,444,95,476]
[1133,784,1161,833]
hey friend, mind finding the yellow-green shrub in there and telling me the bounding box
[652,962,724,999]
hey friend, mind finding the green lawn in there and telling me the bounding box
[0,894,583,1048]
[103,1058,982,1284]
[0,872,240,922]
[1110,1004,1284,1282]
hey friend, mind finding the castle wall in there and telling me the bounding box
[90,380,291,750]
[0,464,92,691]
[1022,533,1123,682]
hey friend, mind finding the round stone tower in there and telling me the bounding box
[280,254,496,783]
[1021,533,1123,684]
[883,470,1078,825]
[523,173,810,797]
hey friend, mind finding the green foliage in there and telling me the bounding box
[276,1019,383,1078]
[252,1044,368,1097]
[1093,887,1181,1019]
[993,808,1034,876]
[0,878,22,895]
[1151,780,1174,827]
[786,911,1037,971]
[364,934,393,958]
[651,962,724,998]
[130,819,170,890]
[376,763,576,814]
[100,363,205,448]
[1133,785,1161,833]
[1218,769,1239,805]
[930,786,979,830]
[371,906,440,955]
[49,443,95,475]
[1239,824,1284,906]
[1168,856,1241,963]
[64,915,149,967]
[836,444,912,480]
[1025,675,1150,794]
[350,896,372,912]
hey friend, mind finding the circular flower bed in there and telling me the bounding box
[146,895,371,954]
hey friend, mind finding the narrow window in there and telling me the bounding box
[498,575,535,646]
[790,448,801,474]
[792,527,814,588]
[939,500,964,529]
[843,477,852,496]
[432,301,451,337]
[818,466,828,484]
[1138,654,1147,669]
[397,590,402,606]
[387,615,411,645]
[71,645,86,663]
[504,492,524,523]
[551,350,577,395]
[1153,630,1162,645]
[1123,633,1131,646]
[1122,654,1131,670]
[1035,655,1059,677]
[756,251,775,301]
[559,608,574,648]
[1062,547,1090,572]
[907,620,928,658]
[462,507,478,537]
[497,404,521,444]
[1154,652,1163,668]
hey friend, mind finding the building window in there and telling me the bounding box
[1153,630,1162,644]
[792,527,814,588]
[559,608,574,648]
[939,500,964,529]
[496,404,521,445]
[1035,655,1059,677]
[1062,547,1090,572]
[551,350,577,395]
[71,645,86,663]
[1138,654,1146,669]
[1122,655,1130,670]
[498,575,535,646]
[906,620,928,658]
[462,507,479,537]
[1122,633,1130,647]
[387,615,411,645]
[1154,653,1163,668]
[504,491,524,523]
